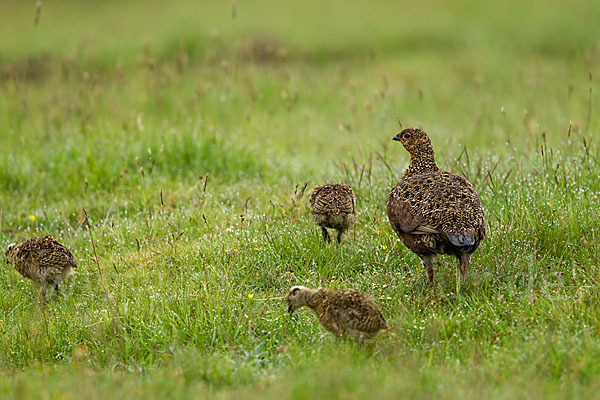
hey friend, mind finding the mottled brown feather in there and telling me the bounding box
[309,183,357,243]
[310,183,356,215]
[386,128,485,283]
[5,235,78,300]
[286,286,388,341]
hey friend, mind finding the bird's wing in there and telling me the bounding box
[310,195,332,214]
[309,185,323,206]
[387,191,439,234]
[335,191,355,214]
[310,184,355,214]
[411,224,443,235]
[33,242,78,269]
[309,185,331,214]
[435,174,486,246]
[337,290,387,332]
[388,173,485,245]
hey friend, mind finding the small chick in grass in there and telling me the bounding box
[5,235,78,302]
[309,183,357,244]
[286,286,388,341]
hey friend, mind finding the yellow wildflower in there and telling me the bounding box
[28,215,36,222]
[247,294,254,299]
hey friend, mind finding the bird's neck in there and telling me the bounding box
[405,150,439,175]
[307,288,324,309]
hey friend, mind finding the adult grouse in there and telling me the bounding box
[386,128,485,283]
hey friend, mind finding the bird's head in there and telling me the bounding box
[392,128,433,156]
[286,285,312,314]
[5,243,16,265]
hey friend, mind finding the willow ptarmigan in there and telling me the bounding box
[309,183,357,244]
[286,286,388,341]
[386,128,485,284]
[5,235,78,301]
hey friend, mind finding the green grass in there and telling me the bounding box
[1,0,600,398]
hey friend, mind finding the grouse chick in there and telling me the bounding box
[5,235,78,302]
[309,183,357,244]
[286,286,388,341]
[386,128,485,284]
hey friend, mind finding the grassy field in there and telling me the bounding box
[1,0,599,398]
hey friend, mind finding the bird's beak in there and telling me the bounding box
[392,135,401,141]
[288,304,293,314]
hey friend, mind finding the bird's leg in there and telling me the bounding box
[459,253,472,283]
[336,230,343,244]
[53,282,60,295]
[425,264,434,284]
[321,227,331,243]
[38,282,48,303]
[420,255,435,284]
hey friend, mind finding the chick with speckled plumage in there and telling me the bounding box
[286,286,388,341]
[309,183,357,244]
[5,235,78,302]
[386,128,486,284]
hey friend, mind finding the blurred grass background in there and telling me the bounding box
[1,0,599,398]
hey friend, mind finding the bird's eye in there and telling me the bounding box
[402,133,411,139]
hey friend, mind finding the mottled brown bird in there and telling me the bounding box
[309,183,357,244]
[5,235,78,302]
[386,128,485,283]
[286,286,388,341]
